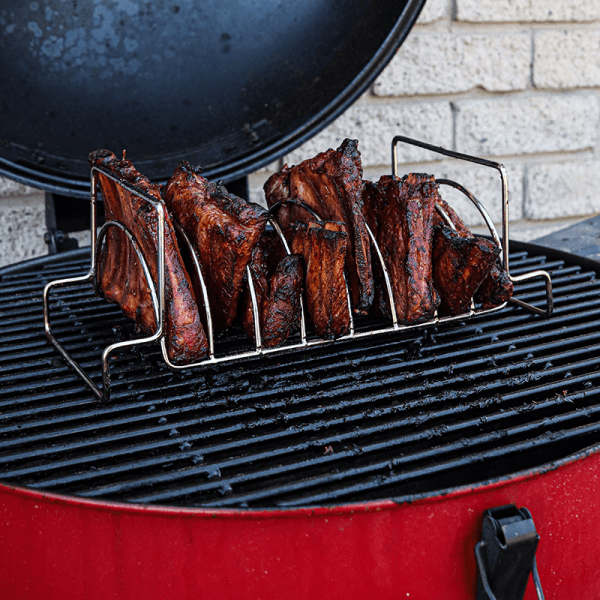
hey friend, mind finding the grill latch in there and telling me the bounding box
[475,504,545,600]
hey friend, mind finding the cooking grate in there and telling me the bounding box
[1,243,599,508]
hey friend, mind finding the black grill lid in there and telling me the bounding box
[0,0,424,198]
[1,242,600,509]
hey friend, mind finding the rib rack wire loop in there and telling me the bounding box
[43,136,554,401]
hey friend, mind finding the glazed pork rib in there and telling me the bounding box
[432,197,513,310]
[264,139,374,315]
[89,150,208,365]
[242,230,304,347]
[290,221,350,338]
[164,162,268,332]
[432,223,500,316]
[475,264,514,309]
[363,174,439,324]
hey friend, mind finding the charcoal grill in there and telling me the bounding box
[2,141,599,600]
[2,0,600,598]
[2,234,600,599]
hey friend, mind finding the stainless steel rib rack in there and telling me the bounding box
[43,136,554,400]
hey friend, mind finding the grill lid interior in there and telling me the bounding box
[0,0,424,197]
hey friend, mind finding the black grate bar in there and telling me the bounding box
[1,298,600,435]
[272,419,600,508]
[508,259,565,276]
[1,284,597,392]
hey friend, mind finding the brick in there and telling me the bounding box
[456,0,600,23]
[455,93,599,157]
[0,195,47,268]
[534,30,600,89]
[284,101,453,168]
[373,33,530,97]
[416,0,448,24]
[525,160,600,219]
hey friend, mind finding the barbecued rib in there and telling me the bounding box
[432,197,513,308]
[362,179,389,317]
[263,166,291,217]
[290,221,350,338]
[89,150,208,365]
[475,264,514,309]
[432,223,500,316]
[242,230,304,347]
[164,162,267,331]
[264,139,373,315]
[363,174,439,324]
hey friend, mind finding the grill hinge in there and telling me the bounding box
[475,504,545,600]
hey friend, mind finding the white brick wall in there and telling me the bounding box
[456,0,600,23]
[525,160,600,219]
[0,194,47,267]
[373,33,531,96]
[2,0,600,266]
[285,102,453,167]
[417,0,448,23]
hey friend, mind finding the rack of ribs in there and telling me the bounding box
[88,150,208,365]
[241,230,304,347]
[164,162,268,332]
[362,173,439,324]
[264,139,374,315]
[289,220,350,337]
[86,143,516,375]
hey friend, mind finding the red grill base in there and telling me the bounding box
[2,446,599,600]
